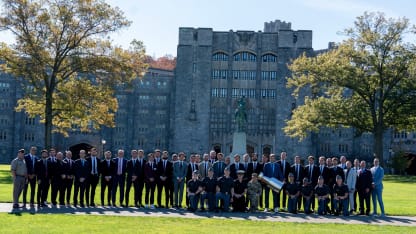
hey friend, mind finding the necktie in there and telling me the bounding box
[309,165,313,180]
[32,156,35,170]
[69,160,72,168]
[205,163,208,177]
[296,165,299,179]
[107,160,110,168]
[92,158,96,174]
[180,161,183,168]
[133,159,136,167]
[320,166,323,175]
[164,161,166,170]
[272,163,275,175]
[282,160,285,175]
[253,162,257,171]
[236,163,239,170]
[82,159,84,167]
[118,159,122,175]
[346,168,350,179]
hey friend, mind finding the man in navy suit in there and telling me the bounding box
[304,155,319,211]
[229,154,244,179]
[86,147,100,207]
[23,146,37,207]
[277,151,291,211]
[212,153,226,178]
[371,158,385,217]
[100,151,114,206]
[290,155,304,210]
[262,154,283,212]
[73,150,90,207]
[63,150,75,206]
[35,149,51,207]
[125,150,140,207]
[112,149,127,207]
[357,160,372,215]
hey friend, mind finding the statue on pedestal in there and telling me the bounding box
[235,96,247,132]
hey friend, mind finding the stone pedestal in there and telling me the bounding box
[230,132,247,162]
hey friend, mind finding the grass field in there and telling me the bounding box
[0,214,415,234]
[1,165,415,216]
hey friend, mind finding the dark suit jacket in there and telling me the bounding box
[277,160,291,181]
[317,165,332,185]
[24,154,37,175]
[86,156,101,175]
[356,168,372,191]
[263,162,283,180]
[331,165,345,183]
[126,159,141,179]
[35,159,52,180]
[247,161,262,177]
[304,164,319,185]
[230,162,244,179]
[100,159,115,178]
[144,162,158,183]
[157,160,173,182]
[112,158,128,176]
[290,164,305,184]
[74,159,90,179]
[64,158,75,177]
[51,160,68,183]
[186,163,199,181]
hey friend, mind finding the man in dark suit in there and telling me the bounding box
[112,149,127,207]
[125,150,140,207]
[136,149,146,207]
[212,153,226,178]
[35,149,50,207]
[229,154,244,179]
[23,146,37,207]
[63,150,75,206]
[100,151,114,206]
[73,150,89,207]
[318,156,332,213]
[262,154,283,212]
[86,147,100,207]
[290,155,305,210]
[186,154,198,208]
[304,155,319,211]
[357,160,372,215]
[277,151,291,211]
[247,153,262,178]
[157,151,173,208]
[50,152,68,206]
[330,157,345,213]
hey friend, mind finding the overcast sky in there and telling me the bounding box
[1,0,415,57]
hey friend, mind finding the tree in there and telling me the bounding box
[145,54,176,70]
[284,12,416,165]
[0,0,147,149]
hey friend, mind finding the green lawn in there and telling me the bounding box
[0,214,414,234]
[1,165,415,216]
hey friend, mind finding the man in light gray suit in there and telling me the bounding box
[199,153,212,179]
[173,152,188,208]
[371,158,385,217]
[344,160,357,214]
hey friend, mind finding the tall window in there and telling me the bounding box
[261,54,277,62]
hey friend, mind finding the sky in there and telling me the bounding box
[2,0,416,57]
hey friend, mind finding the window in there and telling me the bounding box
[339,144,349,153]
[261,54,277,62]
[0,82,10,92]
[25,116,36,125]
[232,88,240,98]
[320,143,330,152]
[212,88,227,98]
[212,69,228,79]
[0,131,7,140]
[24,132,35,142]
[260,89,276,99]
[212,52,229,61]
[261,71,277,80]
[233,52,256,62]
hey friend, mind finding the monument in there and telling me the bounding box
[230,97,247,159]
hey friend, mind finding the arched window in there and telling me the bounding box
[233,51,256,62]
[212,52,228,61]
[261,53,277,62]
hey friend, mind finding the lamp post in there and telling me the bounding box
[101,139,106,158]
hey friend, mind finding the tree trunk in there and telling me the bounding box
[373,127,384,167]
[44,90,53,149]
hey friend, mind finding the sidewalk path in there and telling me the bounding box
[1,203,415,227]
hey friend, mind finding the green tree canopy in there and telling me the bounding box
[0,0,148,148]
[285,12,416,165]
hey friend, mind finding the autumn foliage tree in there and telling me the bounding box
[0,0,148,149]
[146,54,176,70]
[285,12,416,165]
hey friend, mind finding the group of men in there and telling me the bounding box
[10,147,385,217]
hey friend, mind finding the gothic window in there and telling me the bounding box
[233,51,256,62]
